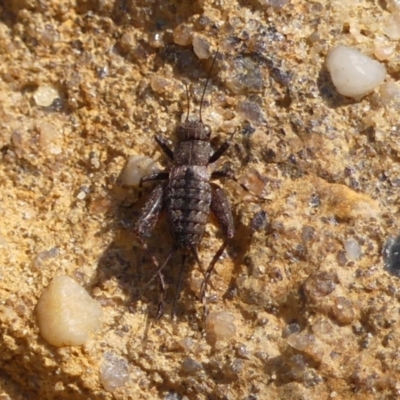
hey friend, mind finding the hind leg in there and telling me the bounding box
[134,183,168,317]
[200,183,234,301]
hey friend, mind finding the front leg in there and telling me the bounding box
[155,135,174,160]
[209,131,235,164]
[200,183,234,301]
[138,172,169,198]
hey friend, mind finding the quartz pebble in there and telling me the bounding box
[192,34,211,59]
[326,45,386,100]
[37,122,63,155]
[100,352,129,392]
[343,238,361,261]
[287,332,325,362]
[120,155,160,187]
[206,311,236,345]
[33,85,60,107]
[36,275,102,347]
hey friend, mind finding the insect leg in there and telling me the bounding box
[211,169,235,180]
[192,247,215,290]
[156,270,167,320]
[171,254,187,318]
[134,183,168,317]
[208,130,235,164]
[155,134,174,160]
[138,172,169,198]
[200,183,234,301]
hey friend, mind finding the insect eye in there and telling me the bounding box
[204,124,211,137]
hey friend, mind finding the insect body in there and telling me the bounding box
[134,58,234,318]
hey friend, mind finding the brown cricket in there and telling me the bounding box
[134,54,234,318]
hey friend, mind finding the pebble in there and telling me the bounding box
[235,100,264,124]
[192,34,211,60]
[287,332,325,362]
[383,12,400,40]
[120,155,160,187]
[206,311,236,345]
[257,0,290,8]
[326,45,386,100]
[303,271,338,303]
[343,238,361,261]
[379,82,400,108]
[100,352,130,392]
[383,235,400,276]
[37,121,63,155]
[173,24,193,46]
[330,296,355,325]
[36,275,102,347]
[33,85,60,107]
[225,56,263,94]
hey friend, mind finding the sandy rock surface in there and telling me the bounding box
[1,1,400,399]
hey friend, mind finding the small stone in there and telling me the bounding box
[326,45,386,100]
[386,0,400,12]
[37,122,63,155]
[36,275,102,347]
[330,296,355,325]
[120,155,160,187]
[383,235,400,276]
[100,352,129,392]
[173,24,193,46]
[192,34,211,60]
[250,210,269,232]
[206,311,236,345]
[343,238,361,261]
[383,12,400,40]
[76,191,86,200]
[257,0,290,8]
[235,100,264,124]
[374,37,395,61]
[379,82,400,107]
[33,85,60,107]
[150,76,174,94]
[181,357,202,374]
[225,56,263,94]
[303,271,338,303]
[287,332,325,362]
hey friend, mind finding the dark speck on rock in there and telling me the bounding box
[383,235,400,276]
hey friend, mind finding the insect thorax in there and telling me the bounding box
[174,140,212,166]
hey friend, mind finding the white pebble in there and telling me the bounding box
[100,352,129,392]
[343,238,361,261]
[120,155,160,187]
[33,85,60,107]
[36,275,102,347]
[326,45,386,100]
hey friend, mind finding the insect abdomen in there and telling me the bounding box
[166,166,212,250]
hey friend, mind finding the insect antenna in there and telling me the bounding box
[199,50,219,122]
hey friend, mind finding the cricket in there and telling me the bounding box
[134,52,234,319]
